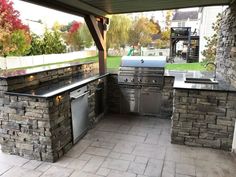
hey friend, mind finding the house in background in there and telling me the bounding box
[170,6,226,62]
[171,9,200,34]
[170,9,200,62]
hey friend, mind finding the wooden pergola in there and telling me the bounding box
[22,0,232,74]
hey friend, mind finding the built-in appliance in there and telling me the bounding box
[118,56,166,115]
[70,86,89,144]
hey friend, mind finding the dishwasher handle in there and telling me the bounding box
[71,91,89,100]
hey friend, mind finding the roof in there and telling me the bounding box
[22,0,230,17]
[172,11,198,21]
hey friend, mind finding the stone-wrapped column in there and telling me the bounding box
[216,2,236,86]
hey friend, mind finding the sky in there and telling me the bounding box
[13,0,84,27]
[12,0,201,34]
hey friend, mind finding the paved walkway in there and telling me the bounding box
[0,114,236,177]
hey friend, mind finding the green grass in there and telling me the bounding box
[104,56,206,71]
[107,56,121,69]
[165,62,206,71]
[76,56,121,69]
[6,55,206,71]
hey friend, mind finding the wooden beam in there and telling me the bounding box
[85,15,107,74]
[56,0,107,17]
[85,15,105,51]
[98,18,107,74]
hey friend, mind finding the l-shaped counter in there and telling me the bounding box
[0,62,236,162]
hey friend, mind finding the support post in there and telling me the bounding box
[85,15,107,74]
[187,27,191,62]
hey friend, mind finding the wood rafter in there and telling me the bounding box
[85,15,106,51]
[85,15,107,74]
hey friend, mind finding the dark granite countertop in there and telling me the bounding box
[0,61,96,79]
[5,72,109,98]
[165,70,236,92]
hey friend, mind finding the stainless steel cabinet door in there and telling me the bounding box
[120,87,140,113]
[71,92,89,144]
[140,87,161,115]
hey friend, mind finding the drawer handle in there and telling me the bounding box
[71,91,89,100]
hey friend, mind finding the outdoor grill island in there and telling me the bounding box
[118,56,166,115]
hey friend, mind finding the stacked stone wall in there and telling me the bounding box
[0,62,107,162]
[171,89,236,151]
[216,2,236,86]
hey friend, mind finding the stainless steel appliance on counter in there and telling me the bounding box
[118,56,166,115]
[70,86,89,144]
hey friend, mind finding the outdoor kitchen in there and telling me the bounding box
[0,0,236,176]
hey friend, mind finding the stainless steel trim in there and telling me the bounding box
[88,93,95,98]
[71,91,89,100]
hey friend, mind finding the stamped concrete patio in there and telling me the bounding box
[0,114,236,177]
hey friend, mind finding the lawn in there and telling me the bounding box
[8,56,206,71]
[79,56,206,71]
[165,62,206,71]
[75,56,121,69]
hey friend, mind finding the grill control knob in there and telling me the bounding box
[139,79,142,82]
[124,78,128,82]
[152,80,157,83]
[131,79,134,82]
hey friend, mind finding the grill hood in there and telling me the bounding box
[121,56,166,68]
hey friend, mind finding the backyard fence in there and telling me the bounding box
[108,48,170,57]
[0,50,97,69]
[141,48,170,57]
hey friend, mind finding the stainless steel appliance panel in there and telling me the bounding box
[121,56,166,67]
[140,87,161,115]
[118,57,165,115]
[70,86,89,144]
[120,86,140,113]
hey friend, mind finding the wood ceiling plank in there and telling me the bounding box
[22,0,108,17]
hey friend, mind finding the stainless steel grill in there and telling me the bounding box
[118,56,166,88]
[118,67,165,88]
[118,56,166,115]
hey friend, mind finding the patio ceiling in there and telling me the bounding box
[22,0,231,17]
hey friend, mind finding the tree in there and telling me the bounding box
[64,21,93,51]
[128,17,158,47]
[28,29,66,55]
[52,21,62,31]
[106,15,132,50]
[41,29,66,54]
[0,0,31,56]
[202,13,222,65]
[150,18,161,35]
[8,29,31,56]
[155,10,173,49]
[65,21,82,51]
[0,0,29,31]
[79,24,93,48]
[28,34,43,55]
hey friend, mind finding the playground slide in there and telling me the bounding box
[127,48,134,56]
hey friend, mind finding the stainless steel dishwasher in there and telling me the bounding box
[70,86,89,144]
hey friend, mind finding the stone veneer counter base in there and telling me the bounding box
[169,70,236,151]
[171,88,236,151]
[0,62,108,162]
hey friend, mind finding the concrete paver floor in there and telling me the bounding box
[0,114,236,177]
